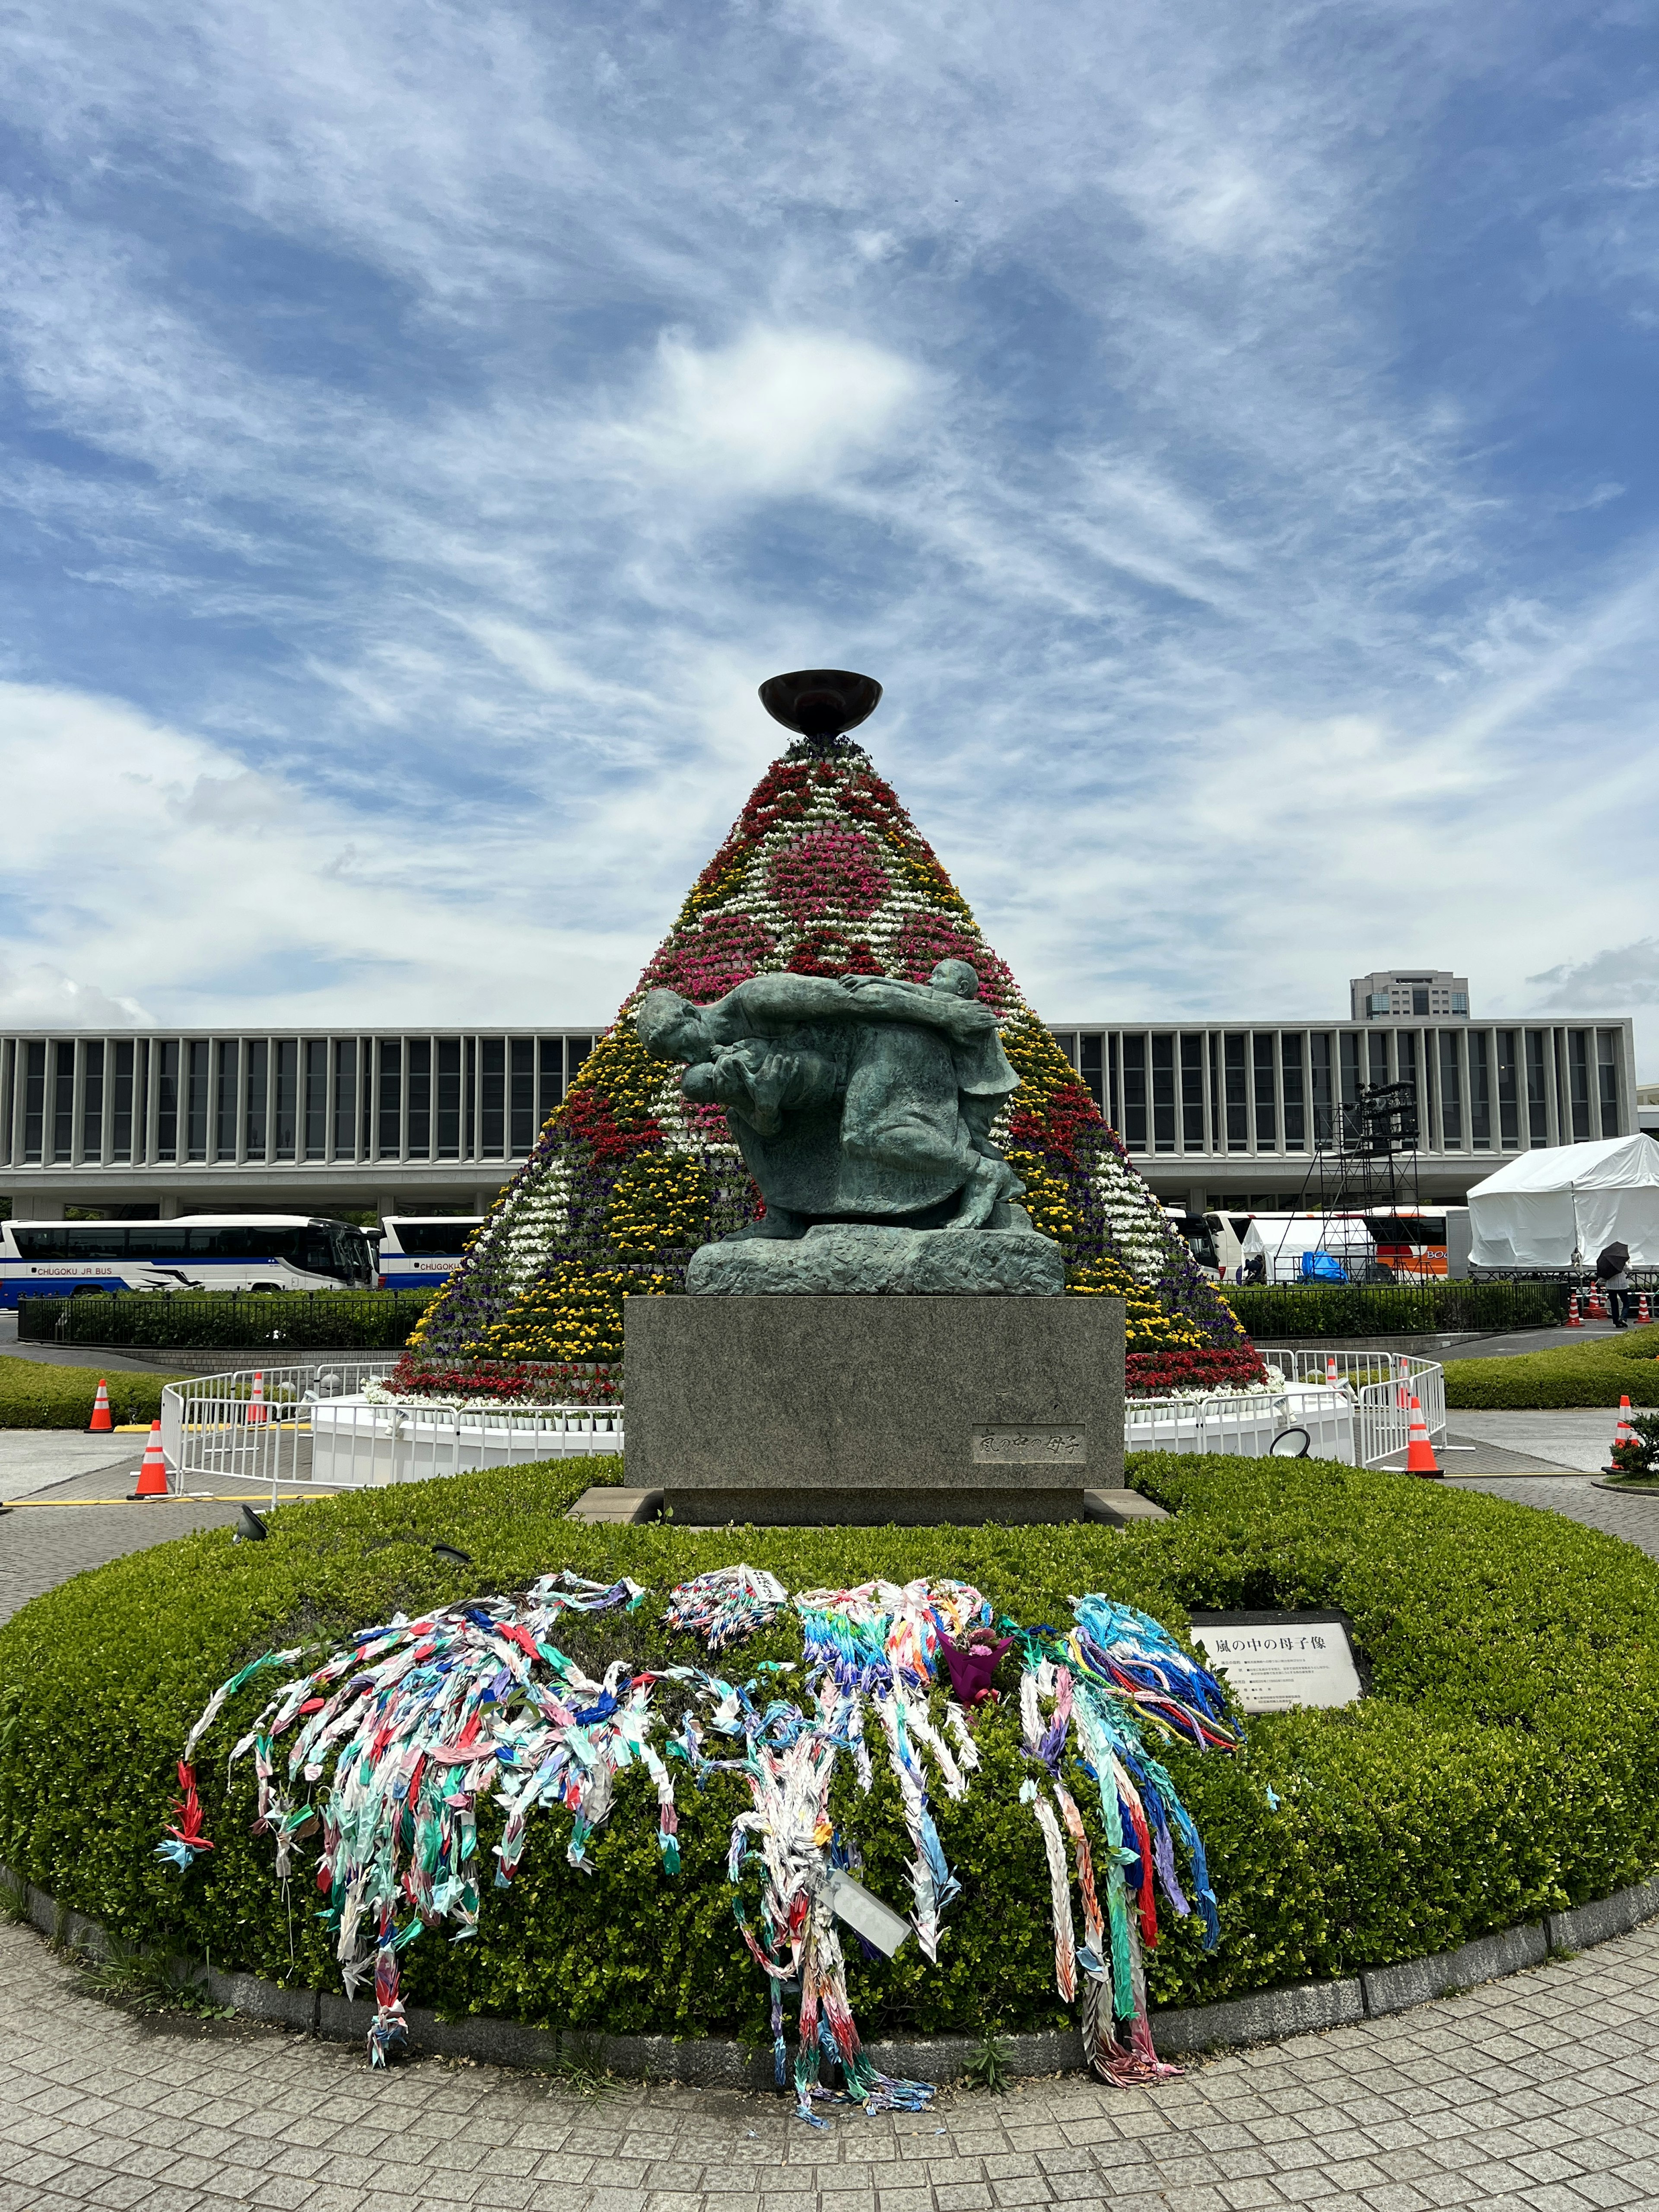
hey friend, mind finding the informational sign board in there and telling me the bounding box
[1187,1610,1365,1714]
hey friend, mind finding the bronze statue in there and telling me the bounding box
[636,960,1027,1239]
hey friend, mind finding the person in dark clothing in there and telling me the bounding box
[1595,1240,1633,1328]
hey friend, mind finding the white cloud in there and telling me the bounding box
[0,958,150,1028]
[600,327,924,500]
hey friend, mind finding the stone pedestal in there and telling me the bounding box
[624,1294,1124,1526]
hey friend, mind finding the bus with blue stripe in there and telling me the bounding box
[375,1216,485,1291]
[0,1215,375,1306]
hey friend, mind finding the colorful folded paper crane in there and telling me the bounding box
[162,1561,1239,2111]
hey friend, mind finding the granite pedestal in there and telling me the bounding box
[625,1294,1124,1525]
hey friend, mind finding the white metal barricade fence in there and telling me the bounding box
[1256,1348,1446,1468]
[161,1363,624,1502]
[1125,1385,1355,1462]
[1128,1350,1446,1468]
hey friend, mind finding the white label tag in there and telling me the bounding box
[826,1870,912,1956]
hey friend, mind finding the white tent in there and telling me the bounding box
[1241,1214,1375,1284]
[1467,1135,1659,1269]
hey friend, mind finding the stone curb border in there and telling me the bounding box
[7,1863,1656,2090]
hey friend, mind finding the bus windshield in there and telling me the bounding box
[386,1220,483,1256]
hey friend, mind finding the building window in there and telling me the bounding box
[510,1038,537,1153]
[1281,1034,1305,1150]
[303,1042,328,1159]
[1368,992,1388,1015]
[1412,988,1429,1015]
[1496,1031,1518,1149]
[1252,1034,1276,1147]
[1180,1034,1205,1148]
[333,1040,357,1158]
[1121,1035,1147,1151]
[80,1039,104,1160]
[538,1037,564,1123]
[481,1037,505,1156]
[407,1039,431,1157]
[1451,993,1468,1014]
[1222,1033,1248,1150]
[244,1038,268,1160]
[1597,1030,1621,1135]
[1525,1030,1548,1144]
[1567,1031,1591,1141]
[438,1039,462,1158]
[1338,1033,1362,1141]
[187,1041,210,1162]
[464,1038,476,1155]
[1152,1034,1176,1151]
[273,1040,297,1161]
[378,1039,403,1159]
[1079,1034,1103,1111]
[1469,1031,1491,1149]
[156,1041,178,1160]
[23,1041,44,1162]
[111,1040,134,1162]
[214,1041,240,1160]
[1439,1032,1462,1148]
[1310,1033,1334,1144]
[51,1042,74,1162]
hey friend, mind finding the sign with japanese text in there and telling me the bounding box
[1187,1612,1363,1714]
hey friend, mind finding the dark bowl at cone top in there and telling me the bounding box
[759,669,883,741]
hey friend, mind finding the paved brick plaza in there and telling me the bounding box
[3,1470,1658,2212]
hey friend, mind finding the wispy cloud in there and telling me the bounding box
[0,0,1656,1065]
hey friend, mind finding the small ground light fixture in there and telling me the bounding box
[1268,1428,1312,1458]
[432,1542,473,1565]
[235,1503,269,1542]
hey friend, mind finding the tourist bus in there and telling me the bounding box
[375,1215,485,1291]
[1166,1210,1252,1281]
[0,1216,376,1306]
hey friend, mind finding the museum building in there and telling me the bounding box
[0,1014,1638,1220]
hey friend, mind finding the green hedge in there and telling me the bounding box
[0,1355,184,1430]
[1445,1323,1659,1408]
[2,1453,1655,2044]
[1224,1277,1568,1339]
[17,1290,435,1351]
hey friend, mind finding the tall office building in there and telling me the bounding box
[1351,970,1469,1021]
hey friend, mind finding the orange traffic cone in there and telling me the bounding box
[131,1421,169,1498]
[246,1371,267,1427]
[1567,1290,1583,1328]
[88,1378,113,1433]
[1325,1355,1339,1387]
[1639,1293,1652,1325]
[1405,1395,1442,1479]
[1615,1396,1637,1451]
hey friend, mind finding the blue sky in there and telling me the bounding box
[1,1,1657,1068]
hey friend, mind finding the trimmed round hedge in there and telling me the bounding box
[1,1452,1656,2047]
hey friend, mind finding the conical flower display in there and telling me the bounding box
[407,734,1257,1392]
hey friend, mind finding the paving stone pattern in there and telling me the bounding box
[5,1458,1659,2209]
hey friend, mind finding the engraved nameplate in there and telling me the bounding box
[971,1426,1086,1465]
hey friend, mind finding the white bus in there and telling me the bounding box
[376,1215,485,1291]
[0,1215,376,1306]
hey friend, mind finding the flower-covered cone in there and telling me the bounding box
[410,738,1255,1387]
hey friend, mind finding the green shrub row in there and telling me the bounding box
[1224,1277,1568,1340]
[1445,1322,1659,1408]
[0,1355,183,1430]
[17,1290,435,1351]
[1,1452,1655,2044]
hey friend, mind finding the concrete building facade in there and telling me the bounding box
[0,1016,1640,1220]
